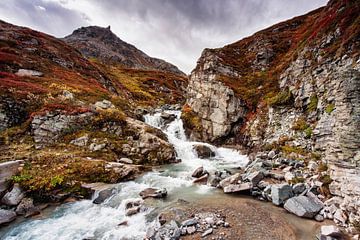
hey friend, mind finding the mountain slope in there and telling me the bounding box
[184,0,359,233]
[64,26,186,76]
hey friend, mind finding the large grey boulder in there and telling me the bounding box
[271,184,293,206]
[1,184,25,206]
[219,173,242,189]
[0,209,16,225]
[284,195,324,218]
[244,171,264,186]
[193,145,215,159]
[0,161,22,196]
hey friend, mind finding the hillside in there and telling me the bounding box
[184,0,359,234]
[0,20,186,202]
[64,26,186,76]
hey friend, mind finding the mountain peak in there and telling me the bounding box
[64,26,186,76]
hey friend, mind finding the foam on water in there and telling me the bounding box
[3,110,248,240]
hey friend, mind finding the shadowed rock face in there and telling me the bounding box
[64,26,186,76]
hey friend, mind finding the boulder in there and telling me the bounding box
[244,171,264,186]
[124,198,143,216]
[89,142,106,151]
[15,69,43,77]
[93,188,115,204]
[193,173,209,184]
[193,145,215,159]
[271,184,293,206]
[284,195,324,218]
[223,182,252,194]
[139,188,167,199]
[15,197,35,215]
[0,209,16,225]
[191,166,205,178]
[0,161,22,197]
[284,172,295,182]
[160,112,176,125]
[1,184,25,206]
[219,173,242,189]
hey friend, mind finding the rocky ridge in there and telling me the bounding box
[64,26,185,76]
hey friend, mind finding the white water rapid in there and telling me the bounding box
[2,110,248,240]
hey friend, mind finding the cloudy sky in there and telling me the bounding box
[0,0,327,73]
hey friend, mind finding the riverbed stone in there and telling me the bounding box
[244,171,264,186]
[15,197,34,215]
[139,188,167,199]
[0,209,16,225]
[271,184,293,206]
[192,166,205,178]
[93,188,115,204]
[219,173,242,189]
[284,195,324,218]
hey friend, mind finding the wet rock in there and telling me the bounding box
[15,69,43,77]
[209,176,222,187]
[193,145,215,159]
[125,198,143,216]
[117,157,133,164]
[1,184,25,206]
[284,195,324,218]
[139,188,167,199]
[160,112,176,125]
[192,166,205,178]
[271,184,293,206]
[193,173,209,184]
[0,209,16,225]
[0,160,22,197]
[93,188,114,204]
[223,182,251,194]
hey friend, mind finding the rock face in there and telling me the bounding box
[184,0,360,233]
[271,184,293,206]
[64,26,185,76]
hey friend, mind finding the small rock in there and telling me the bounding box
[308,161,319,171]
[15,69,43,77]
[193,173,209,184]
[244,171,264,186]
[139,188,167,199]
[268,150,276,159]
[181,218,198,227]
[118,220,128,226]
[223,182,251,194]
[284,172,295,182]
[93,188,114,204]
[118,158,133,164]
[70,134,89,147]
[89,143,106,151]
[315,214,324,222]
[224,222,230,228]
[202,228,213,237]
[15,197,34,215]
[205,217,215,225]
[94,100,114,109]
[187,226,196,234]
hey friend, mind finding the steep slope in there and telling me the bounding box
[64,26,186,76]
[0,20,185,203]
[184,0,359,233]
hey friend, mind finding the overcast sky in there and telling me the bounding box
[0,0,327,73]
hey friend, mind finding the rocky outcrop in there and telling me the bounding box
[64,26,185,76]
[185,49,247,142]
[0,161,22,197]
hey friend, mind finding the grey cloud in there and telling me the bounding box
[0,0,328,73]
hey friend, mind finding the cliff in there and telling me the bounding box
[184,0,359,233]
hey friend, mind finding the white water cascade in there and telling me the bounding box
[2,110,248,240]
